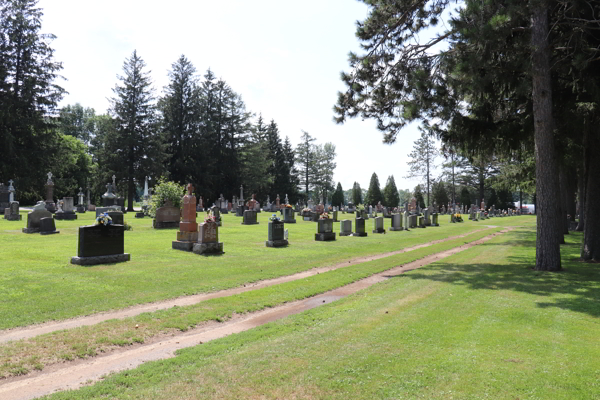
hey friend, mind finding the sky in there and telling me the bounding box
[38,0,435,192]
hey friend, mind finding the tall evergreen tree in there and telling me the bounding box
[331,182,344,208]
[282,136,299,203]
[0,0,65,202]
[414,185,425,209]
[405,130,438,206]
[382,175,400,207]
[266,119,286,200]
[365,172,383,206]
[352,181,362,205]
[240,115,271,200]
[109,50,165,211]
[295,130,316,201]
[312,142,337,203]
[432,179,449,208]
[159,55,200,185]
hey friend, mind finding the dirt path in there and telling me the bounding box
[0,228,510,400]
[0,227,494,344]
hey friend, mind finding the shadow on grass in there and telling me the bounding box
[397,229,600,318]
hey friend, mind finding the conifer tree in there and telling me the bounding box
[414,185,425,209]
[0,0,65,201]
[365,172,383,206]
[432,180,449,208]
[109,50,165,210]
[382,175,400,207]
[282,136,299,203]
[159,55,200,185]
[296,130,316,201]
[240,115,271,200]
[331,182,344,208]
[405,130,438,206]
[351,182,362,205]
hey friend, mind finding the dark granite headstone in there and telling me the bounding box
[4,202,21,221]
[70,224,130,265]
[352,217,367,237]
[315,218,336,241]
[242,210,258,225]
[282,207,296,223]
[39,217,59,235]
[107,211,124,225]
[266,221,287,247]
[0,184,9,215]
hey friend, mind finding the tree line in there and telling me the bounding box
[0,0,337,209]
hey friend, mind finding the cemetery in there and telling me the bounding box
[1,0,599,399]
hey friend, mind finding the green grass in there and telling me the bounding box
[41,225,600,400]
[0,210,533,329]
[0,226,503,378]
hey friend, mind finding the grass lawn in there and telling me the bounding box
[40,225,600,400]
[0,210,533,329]
[0,226,503,377]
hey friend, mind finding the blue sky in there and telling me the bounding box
[39,0,434,192]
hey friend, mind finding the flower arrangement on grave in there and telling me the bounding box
[284,204,293,208]
[95,212,113,226]
[319,212,330,220]
[302,207,311,212]
[204,212,216,223]
[269,214,281,222]
[453,213,463,222]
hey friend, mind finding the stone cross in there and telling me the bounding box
[47,172,53,184]
[240,185,244,202]
[285,194,289,204]
[144,176,149,199]
[187,183,194,195]
[8,179,15,202]
[78,187,84,205]
[112,175,117,196]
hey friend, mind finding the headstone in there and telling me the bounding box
[107,210,124,225]
[96,206,120,216]
[315,218,336,241]
[4,201,21,221]
[284,194,289,205]
[153,200,180,229]
[54,197,78,220]
[0,183,10,215]
[193,220,224,255]
[340,219,353,236]
[22,204,52,233]
[247,194,257,211]
[432,213,439,226]
[266,220,288,247]
[45,172,56,213]
[418,215,426,228]
[424,208,431,226]
[275,194,280,210]
[236,205,245,217]
[77,188,86,213]
[197,196,204,212]
[404,211,410,230]
[372,216,386,234]
[332,210,339,222]
[7,179,15,203]
[218,194,228,214]
[390,213,403,231]
[409,214,418,229]
[39,216,59,235]
[211,206,222,226]
[352,217,368,237]
[173,184,199,251]
[102,182,117,207]
[410,197,417,212]
[283,207,296,223]
[70,224,130,265]
[242,210,258,225]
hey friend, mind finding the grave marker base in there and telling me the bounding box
[192,242,224,255]
[265,239,288,248]
[71,253,130,266]
[40,230,59,235]
[315,232,336,241]
[373,228,386,234]
[339,232,353,236]
[4,214,22,221]
[135,212,145,218]
[22,227,39,234]
[172,241,195,251]
[53,212,77,220]
[153,221,180,229]
[351,232,368,237]
[389,227,403,231]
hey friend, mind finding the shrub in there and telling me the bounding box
[149,179,186,218]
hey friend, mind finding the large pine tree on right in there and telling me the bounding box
[334,0,600,268]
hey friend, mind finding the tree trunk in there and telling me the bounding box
[531,2,561,271]
[582,119,600,261]
[576,163,585,231]
[559,166,569,236]
[128,147,135,212]
[567,168,577,222]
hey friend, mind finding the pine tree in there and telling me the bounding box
[0,0,65,201]
[312,142,336,203]
[266,119,286,200]
[365,172,383,206]
[405,130,438,206]
[282,136,299,203]
[109,50,165,211]
[331,182,344,208]
[352,182,362,205]
[382,175,400,207]
[432,180,449,208]
[296,130,316,201]
[240,115,271,201]
[460,187,471,208]
[159,55,200,186]
[414,185,425,209]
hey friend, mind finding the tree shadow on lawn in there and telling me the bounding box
[396,232,600,318]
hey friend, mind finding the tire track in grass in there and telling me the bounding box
[0,227,493,344]
[0,228,511,400]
